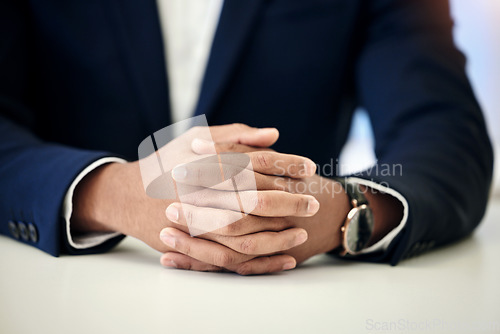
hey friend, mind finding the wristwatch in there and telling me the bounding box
[335,178,374,256]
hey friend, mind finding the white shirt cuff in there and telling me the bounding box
[345,177,409,255]
[62,157,127,249]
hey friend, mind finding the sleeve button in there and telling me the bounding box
[18,222,29,241]
[8,221,20,239]
[28,223,39,243]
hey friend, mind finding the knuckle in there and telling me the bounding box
[224,222,239,235]
[236,263,252,276]
[239,237,257,254]
[224,142,236,151]
[256,152,272,170]
[214,251,234,267]
[295,196,307,215]
[184,208,194,227]
[190,196,202,207]
[256,194,269,212]
[182,241,192,257]
[233,123,248,130]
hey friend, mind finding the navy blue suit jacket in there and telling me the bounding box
[0,0,493,264]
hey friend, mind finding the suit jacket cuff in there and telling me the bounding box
[344,177,409,255]
[62,157,126,250]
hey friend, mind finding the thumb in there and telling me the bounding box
[210,124,279,147]
[238,127,280,147]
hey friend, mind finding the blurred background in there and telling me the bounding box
[340,0,500,196]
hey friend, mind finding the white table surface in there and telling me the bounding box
[1,199,500,334]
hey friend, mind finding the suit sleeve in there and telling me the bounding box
[0,1,125,256]
[351,0,494,265]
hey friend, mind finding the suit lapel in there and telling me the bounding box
[104,0,171,133]
[194,0,267,118]
[104,0,265,128]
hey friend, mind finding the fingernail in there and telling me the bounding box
[257,128,279,136]
[166,205,179,222]
[305,159,317,176]
[295,231,308,246]
[307,197,320,215]
[192,138,216,154]
[163,259,177,268]
[172,165,187,181]
[282,261,296,271]
[160,230,176,248]
[192,138,213,145]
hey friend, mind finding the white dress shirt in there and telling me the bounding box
[63,0,408,255]
[158,0,224,127]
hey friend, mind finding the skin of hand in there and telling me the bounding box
[71,124,319,272]
[159,142,404,275]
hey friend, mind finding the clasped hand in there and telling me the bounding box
[155,125,347,275]
[72,123,347,275]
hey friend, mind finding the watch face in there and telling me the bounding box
[345,205,374,254]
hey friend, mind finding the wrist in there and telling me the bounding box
[71,162,138,235]
[71,160,181,252]
[327,180,351,252]
[312,177,351,254]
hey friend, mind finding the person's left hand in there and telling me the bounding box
[159,141,351,275]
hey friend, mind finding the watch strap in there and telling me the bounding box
[334,177,368,206]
